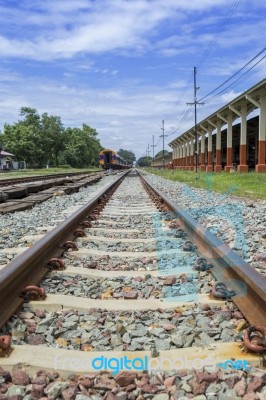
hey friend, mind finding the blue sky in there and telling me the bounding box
[0,0,265,159]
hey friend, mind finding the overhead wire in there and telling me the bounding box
[201,50,266,104]
[199,46,266,102]
[167,106,193,137]
[165,44,266,143]
[151,0,265,148]
[198,0,241,68]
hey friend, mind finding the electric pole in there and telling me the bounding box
[186,67,204,173]
[162,120,165,169]
[147,144,150,158]
[151,134,156,168]
[159,120,168,169]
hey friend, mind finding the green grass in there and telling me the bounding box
[0,167,102,180]
[146,168,266,200]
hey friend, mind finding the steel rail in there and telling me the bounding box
[0,170,130,329]
[139,172,266,326]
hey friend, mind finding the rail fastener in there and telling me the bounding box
[244,325,266,353]
[46,258,66,271]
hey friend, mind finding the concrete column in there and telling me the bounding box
[200,132,206,171]
[176,146,180,167]
[206,126,213,172]
[181,145,184,168]
[190,141,194,170]
[187,141,191,169]
[238,104,248,173]
[215,121,222,172]
[256,94,266,172]
[183,143,186,169]
[225,113,233,172]
[185,142,189,169]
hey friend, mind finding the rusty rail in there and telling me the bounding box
[139,171,266,326]
[0,170,130,329]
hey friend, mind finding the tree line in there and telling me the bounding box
[136,150,169,166]
[0,107,102,168]
[0,107,138,169]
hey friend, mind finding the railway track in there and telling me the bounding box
[0,169,266,399]
[0,172,106,214]
[0,171,105,187]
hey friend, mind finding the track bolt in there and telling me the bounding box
[183,240,196,251]
[243,325,266,353]
[193,257,213,271]
[46,258,66,270]
[81,220,92,228]
[169,220,180,229]
[62,241,78,251]
[174,229,186,238]
[74,229,86,237]
[20,286,46,300]
[0,335,11,350]
[212,281,236,300]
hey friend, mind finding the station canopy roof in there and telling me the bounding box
[169,78,266,147]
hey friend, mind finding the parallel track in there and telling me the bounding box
[0,171,106,187]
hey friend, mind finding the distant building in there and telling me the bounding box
[152,152,173,169]
[0,150,15,170]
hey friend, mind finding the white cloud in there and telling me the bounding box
[0,0,231,60]
[0,0,265,160]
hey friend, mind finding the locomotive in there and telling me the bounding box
[99,149,129,170]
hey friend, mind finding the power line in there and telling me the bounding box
[198,0,241,68]
[166,106,193,137]
[199,47,266,103]
[202,52,266,104]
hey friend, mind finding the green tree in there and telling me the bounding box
[59,124,101,167]
[3,107,47,166]
[117,149,136,165]
[2,107,102,168]
[155,150,169,158]
[136,156,152,167]
[41,113,64,167]
[2,124,36,163]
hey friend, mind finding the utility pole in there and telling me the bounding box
[186,67,204,173]
[0,143,2,170]
[146,144,150,167]
[151,134,156,168]
[145,148,148,166]
[159,120,168,169]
